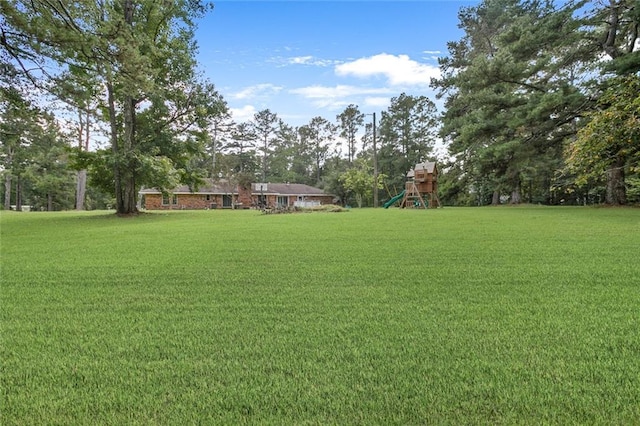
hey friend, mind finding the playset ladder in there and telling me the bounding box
[400,181,428,209]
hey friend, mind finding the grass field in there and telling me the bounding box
[1,206,639,424]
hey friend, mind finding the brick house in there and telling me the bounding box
[249,183,334,209]
[140,180,334,210]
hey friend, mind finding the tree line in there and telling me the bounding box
[434,0,639,206]
[1,0,638,214]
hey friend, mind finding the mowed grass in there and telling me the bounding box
[1,207,639,424]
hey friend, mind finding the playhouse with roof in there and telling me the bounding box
[384,161,441,209]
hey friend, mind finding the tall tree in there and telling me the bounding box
[567,75,640,205]
[251,109,280,182]
[594,0,640,76]
[339,158,385,208]
[24,111,76,211]
[1,0,222,215]
[72,101,94,210]
[269,121,310,183]
[433,0,590,204]
[0,87,36,210]
[205,111,233,178]
[579,0,640,203]
[336,104,364,165]
[226,121,257,175]
[137,79,226,190]
[377,93,438,191]
[300,116,336,185]
[0,55,26,210]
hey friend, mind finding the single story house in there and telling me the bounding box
[140,179,334,210]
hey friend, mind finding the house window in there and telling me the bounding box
[222,194,232,208]
[277,196,288,207]
[162,194,178,205]
[206,194,211,201]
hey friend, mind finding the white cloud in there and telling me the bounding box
[279,113,310,123]
[230,105,257,122]
[423,50,442,55]
[290,84,393,99]
[284,55,336,67]
[364,97,391,108]
[290,55,314,64]
[289,85,397,110]
[230,83,283,100]
[290,85,395,109]
[335,53,440,86]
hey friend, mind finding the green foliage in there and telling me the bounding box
[1,1,223,214]
[336,104,365,164]
[592,0,639,76]
[1,89,75,210]
[434,0,593,204]
[22,116,76,211]
[626,176,640,204]
[251,109,280,182]
[301,116,337,185]
[567,75,640,204]
[339,159,385,207]
[437,161,479,206]
[377,93,437,189]
[2,0,636,213]
[2,208,639,423]
[224,121,259,176]
[604,51,640,75]
[269,121,313,184]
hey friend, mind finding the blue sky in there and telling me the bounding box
[195,1,478,127]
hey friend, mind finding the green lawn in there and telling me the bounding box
[1,207,639,424]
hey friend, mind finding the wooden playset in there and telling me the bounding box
[384,161,440,209]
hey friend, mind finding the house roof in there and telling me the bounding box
[139,180,331,197]
[139,179,237,195]
[406,162,437,179]
[414,161,437,173]
[251,183,328,196]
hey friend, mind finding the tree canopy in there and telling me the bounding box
[1,0,638,211]
[1,0,225,214]
[433,0,639,205]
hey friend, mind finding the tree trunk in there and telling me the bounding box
[106,79,138,215]
[116,0,138,215]
[211,137,217,178]
[76,170,87,210]
[491,190,500,205]
[605,159,626,205]
[106,78,123,213]
[508,172,521,204]
[15,176,22,211]
[4,173,11,210]
[510,188,521,204]
[47,192,53,211]
[510,183,521,204]
[76,107,90,210]
[262,136,268,182]
[121,96,137,214]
